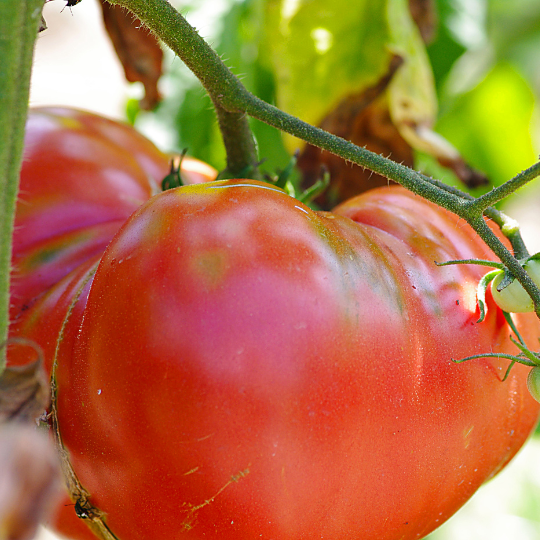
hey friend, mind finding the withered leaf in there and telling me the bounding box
[99,0,163,110]
[0,340,49,424]
[0,425,61,540]
[298,56,413,209]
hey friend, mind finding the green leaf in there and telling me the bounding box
[263,0,391,133]
[435,62,537,186]
[386,0,442,156]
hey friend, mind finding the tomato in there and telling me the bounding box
[491,259,540,313]
[10,107,216,319]
[8,109,540,540]
[527,367,540,403]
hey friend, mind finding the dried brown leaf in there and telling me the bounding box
[408,0,437,44]
[99,0,163,110]
[0,339,49,424]
[438,154,489,189]
[0,425,61,540]
[298,56,413,209]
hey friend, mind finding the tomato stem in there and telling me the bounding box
[465,162,540,214]
[0,0,44,373]
[213,102,262,180]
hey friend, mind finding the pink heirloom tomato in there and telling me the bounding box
[10,106,216,320]
[8,108,540,540]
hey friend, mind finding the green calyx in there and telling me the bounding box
[436,254,540,321]
[161,150,188,191]
[438,255,540,399]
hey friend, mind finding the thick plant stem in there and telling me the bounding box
[213,103,261,179]
[0,0,45,374]
[108,0,540,318]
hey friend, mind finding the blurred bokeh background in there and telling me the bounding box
[30,0,540,538]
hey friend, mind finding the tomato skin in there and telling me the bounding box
[10,107,216,319]
[19,181,537,540]
[8,109,540,540]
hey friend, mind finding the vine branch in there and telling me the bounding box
[465,161,540,214]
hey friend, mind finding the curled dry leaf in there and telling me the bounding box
[99,0,163,110]
[298,56,413,209]
[0,425,61,540]
[387,2,489,189]
[408,0,437,44]
[0,339,49,424]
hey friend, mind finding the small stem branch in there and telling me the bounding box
[0,0,45,374]
[422,175,529,258]
[469,217,540,318]
[466,161,540,214]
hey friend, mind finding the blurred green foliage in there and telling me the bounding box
[436,63,536,186]
[424,0,540,190]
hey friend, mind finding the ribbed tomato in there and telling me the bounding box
[8,109,540,540]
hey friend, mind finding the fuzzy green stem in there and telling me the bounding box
[0,0,45,374]
[213,103,262,179]
[466,161,540,213]
[243,96,470,212]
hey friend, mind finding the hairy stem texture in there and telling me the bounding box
[0,0,44,373]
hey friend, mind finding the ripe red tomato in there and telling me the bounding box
[8,110,540,540]
[10,107,216,319]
